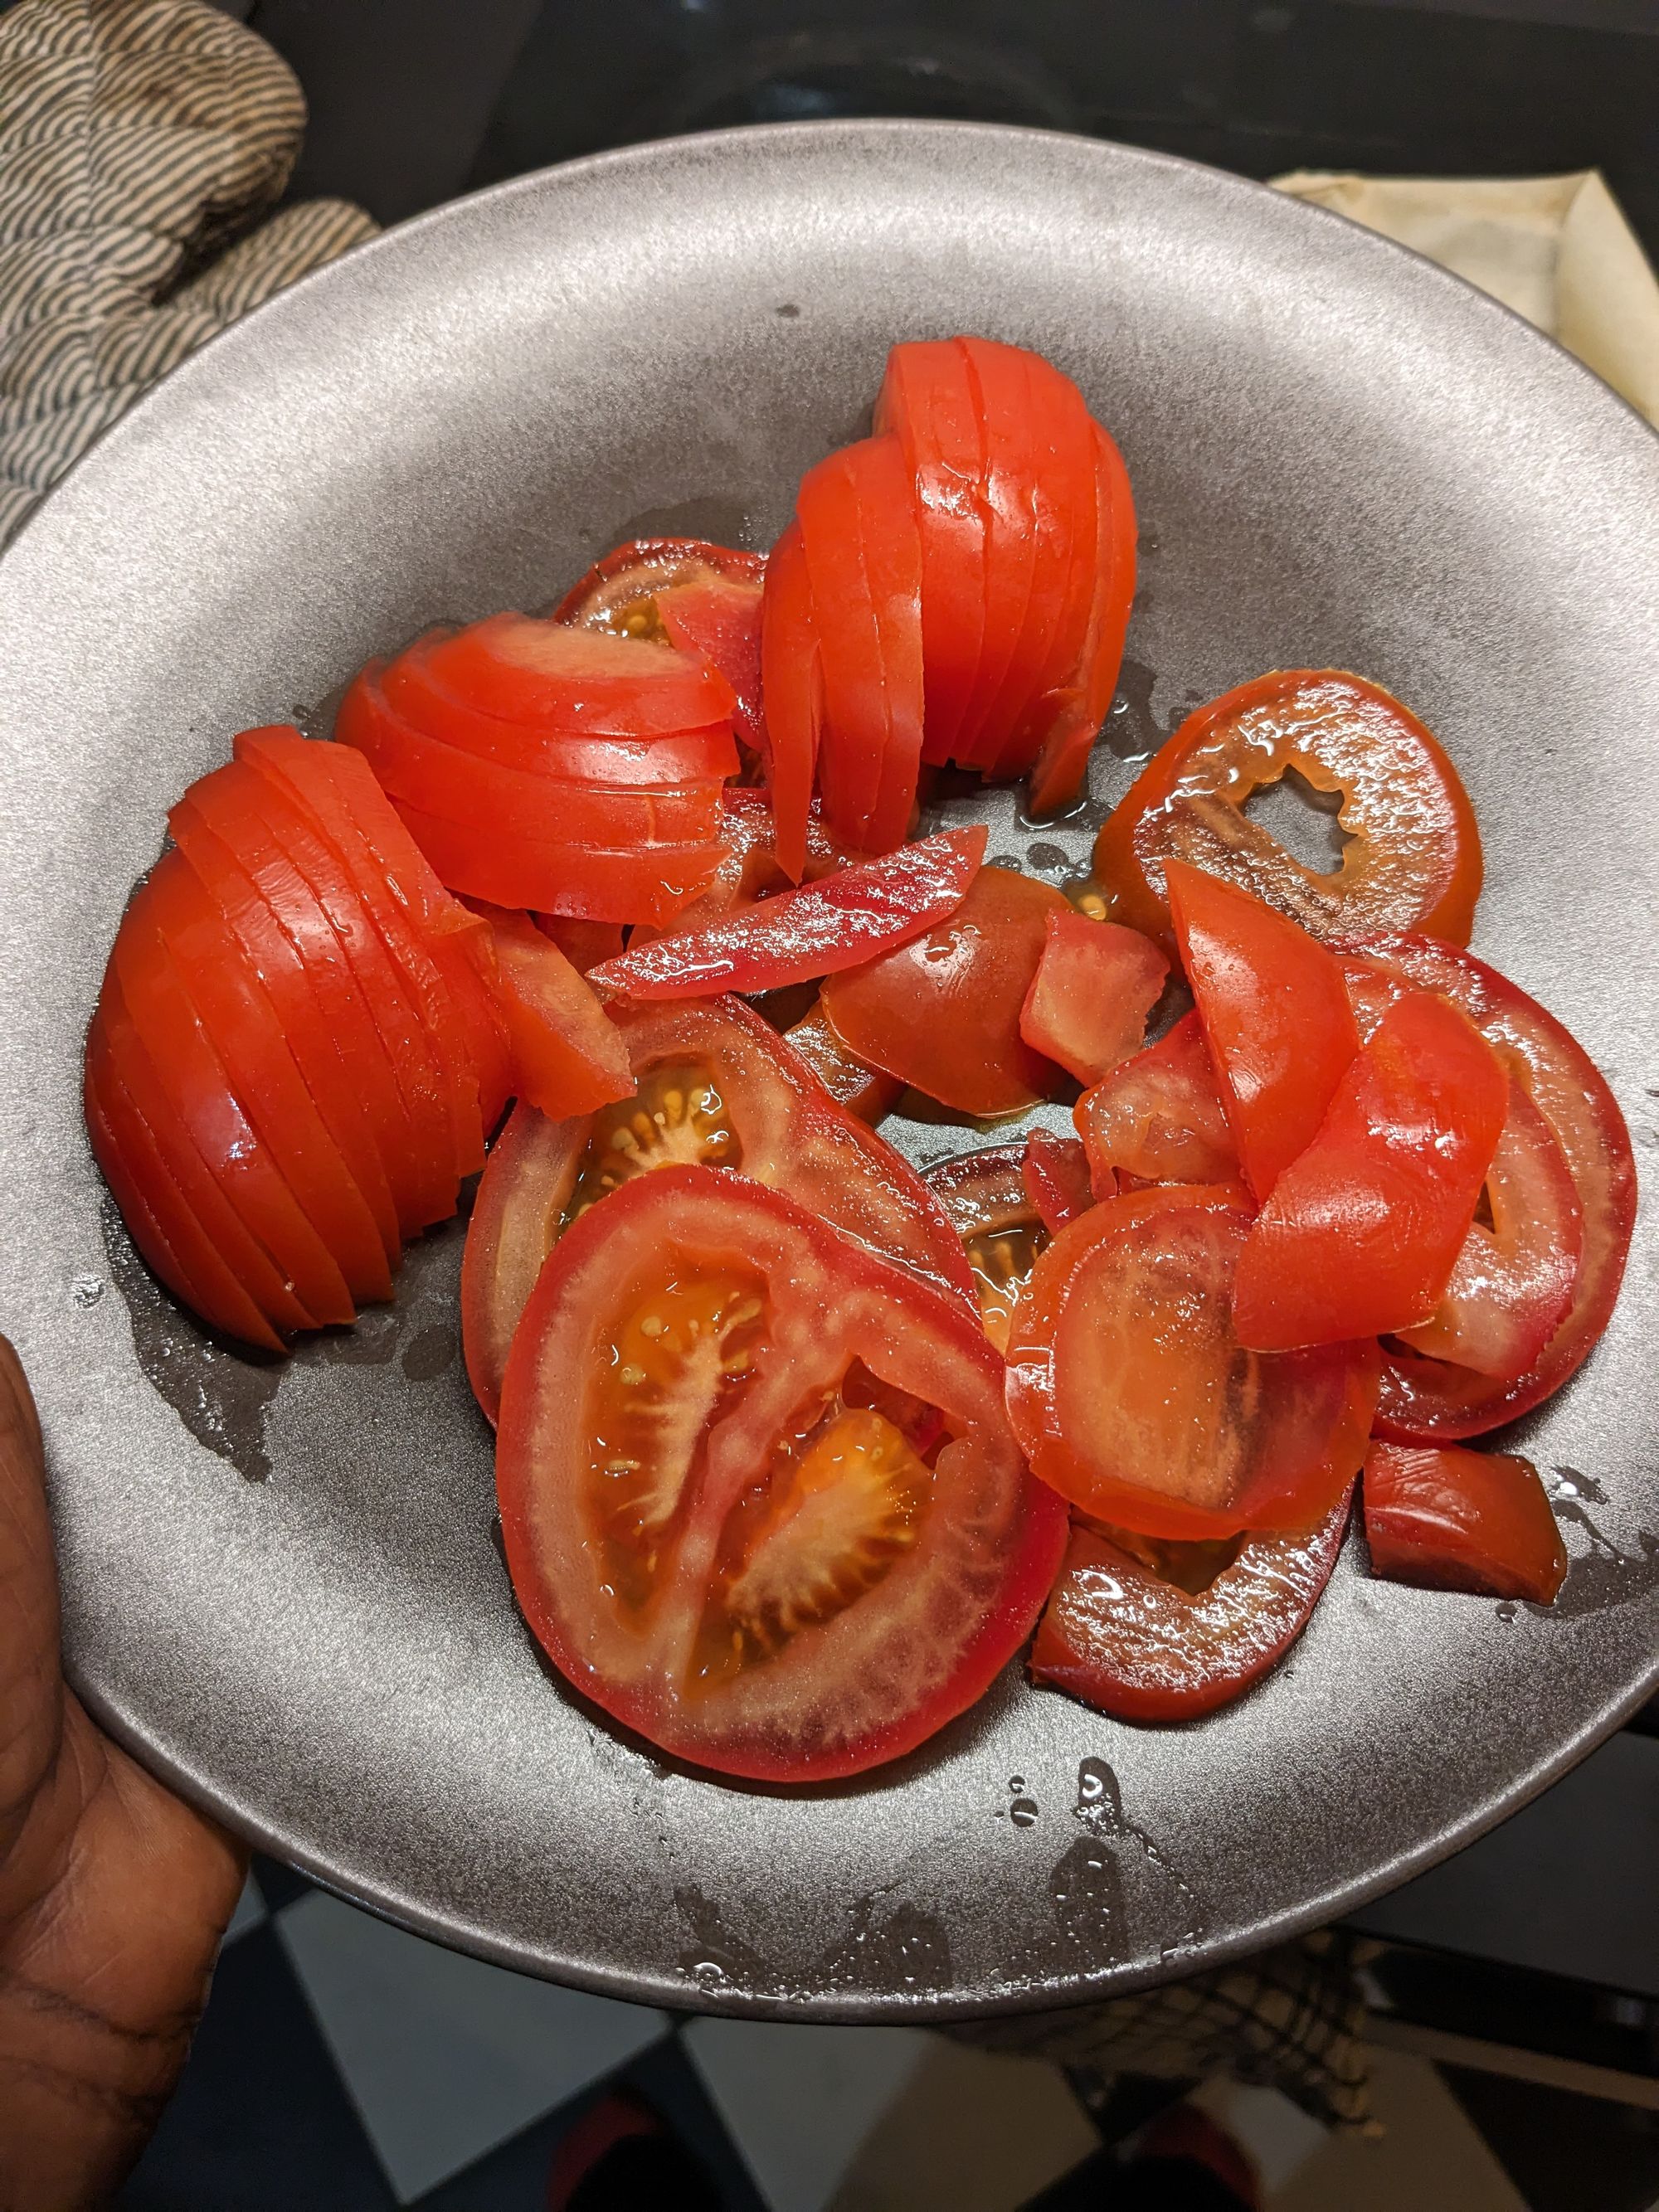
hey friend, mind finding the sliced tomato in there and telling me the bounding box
[953,338,1039,772]
[461,994,975,1422]
[781,1005,901,1125]
[418,615,737,740]
[1234,989,1509,1352]
[586,827,986,999]
[1019,908,1168,1085]
[1022,1130,1095,1233]
[460,901,634,1118]
[1167,860,1360,1201]
[1005,1184,1379,1539]
[386,796,726,927]
[1093,671,1483,952]
[1031,1485,1352,1722]
[552,537,766,759]
[495,1164,1067,1780]
[536,916,626,974]
[1025,421,1138,817]
[757,521,821,882]
[1074,1010,1239,1194]
[1394,1081,1582,1379]
[1363,1441,1566,1603]
[819,865,1069,1117]
[874,339,985,765]
[922,1144,1046,1353]
[632,789,850,943]
[1337,934,1636,1439]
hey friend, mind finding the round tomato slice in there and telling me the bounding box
[462,994,977,1422]
[1030,1485,1352,1722]
[1338,933,1637,1439]
[495,1164,1068,1781]
[1092,671,1482,952]
[1005,1185,1379,1539]
[922,1143,1048,1353]
[819,865,1070,1117]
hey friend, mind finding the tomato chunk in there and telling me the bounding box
[1019,909,1169,1086]
[1074,1010,1238,1194]
[1022,1130,1096,1234]
[1233,989,1508,1351]
[922,1145,1048,1354]
[586,828,985,999]
[460,901,634,1119]
[461,994,975,1422]
[1338,934,1636,1440]
[495,1165,1068,1780]
[1167,861,1360,1200]
[1363,1441,1567,1603]
[1031,1486,1352,1722]
[820,866,1069,1117]
[1005,1185,1379,1539]
[781,1005,901,1125]
[1093,671,1482,951]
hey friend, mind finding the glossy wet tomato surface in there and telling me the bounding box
[494,1165,1068,1780]
[922,1144,1048,1354]
[1074,1010,1238,1194]
[1363,1441,1566,1603]
[1019,909,1168,1087]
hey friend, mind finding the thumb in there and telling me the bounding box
[0,1335,66,1861]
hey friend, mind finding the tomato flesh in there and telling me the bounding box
[1364,1441,1566,1603]
[1093,671,1483,952]
[1031,1485,1352,1722]
[1021,1130,1096,1234]
[495,1165,1068,1780]
[1019,909,1168,1086]
[820,865,1069,1117]
[461,994,976,1421]
[460,900,634,1119]
[1074,1010,1238,1194]
[781,1005,901,1125]
[1233,990,1507,1352]
[1005,1185,1379,1539]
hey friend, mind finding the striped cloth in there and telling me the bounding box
[0,0,376,544]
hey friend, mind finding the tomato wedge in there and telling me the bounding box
[460,901,634,1118]
[1337,934,1637,1438]
[922,1145,1047,1353]
[1093,671,1483,952]
[1167,860,1360,1201]
[1074,1010,1239,1194]
[1019,908,1169,1085]
[495,1165,1068,1780]
[1022,1129,1096,1234]
[461,994,976,1422]
[820,866,1069,1117]
[1031,1486,1353,1722]
[1233,991,1508,1352]
[1005,1184,1379,1539]
[586,828,986,999]
[1364,1441,1566,1603]
[781,1006,901,1125]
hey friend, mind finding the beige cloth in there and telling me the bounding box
[0,0,377,543]
[1273,168,1659,425]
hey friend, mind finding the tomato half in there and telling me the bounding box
[419,615,738,740]
[1021,1130,1095,1234]
[1233,991,1508,1352]
[1030,1485,1352,1722]
[1019,909,1169,1086]
[1005,1184,1379,1539]
[922,1144,1047,1353]
[1024,422,1138,816]
[1073,1010,1238,1194]
[1363,1441,1566,1603]
[819,866,1069,1117]
[1338,933,1637,1439]
[494,1165,1068,1780]
[1093,671,1483,952]
[461,994,976,1422]
[586,827,986,999]
[1167,860,1360,1201]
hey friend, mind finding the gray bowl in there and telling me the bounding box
[0,121,1654,2020]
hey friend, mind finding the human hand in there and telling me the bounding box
[0,1335,246,2210]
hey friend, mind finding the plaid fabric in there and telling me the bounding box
[0,0,375,543]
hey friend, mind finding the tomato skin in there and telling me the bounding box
[461,994,976,1422]
[1074,1010,1238,1194]
[954,338,1039,771]
[420,615,738,739]
[1335,935,1635,1440]
[820,866,1070,1117]
[1006,1184,1379,1539]
[1031,1486,1352,1722]
[1093,671,1483,952]
[386,796,726,927]
[1363,1442,1566,1603]
[1025,422,1138,816]
[494,1164,1068,1782]
[1167,861,1360,1201]
[781,1005,901,1124]
[1233,991,1508,1352]
[586,827,985,999]
[1019,909,1169,1086]
[1022,1130,1096,1233]
[757,521,821,882]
